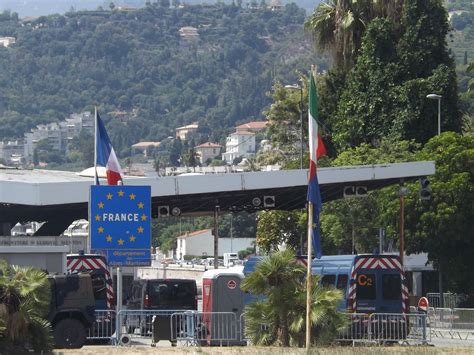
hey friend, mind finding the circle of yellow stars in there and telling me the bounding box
[95,189,148,246]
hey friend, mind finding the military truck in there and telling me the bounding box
[48,273,96,348]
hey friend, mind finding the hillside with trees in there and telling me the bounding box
[0,3,325,158]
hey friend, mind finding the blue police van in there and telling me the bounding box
[243,254,409,314]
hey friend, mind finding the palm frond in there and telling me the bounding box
[27,315,53,352]
[0,262,51,349]
[244,301,278,345]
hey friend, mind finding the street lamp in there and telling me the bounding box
[284,84,304,169]
[426,93,444,306]
[426,94,442,136]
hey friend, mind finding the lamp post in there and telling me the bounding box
[426,94,443,300]
[284,84,304,169]
[398,182,409,266]
[426,93,443,305]
[426,94,442,136]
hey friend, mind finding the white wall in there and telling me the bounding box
[176,230,254,259]
[0,246,68,273]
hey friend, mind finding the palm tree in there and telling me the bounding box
[241,250,345,347]
[290,275,347,346]
[304,0,403,70]
[0,261,53,352]
[241,250,304,346]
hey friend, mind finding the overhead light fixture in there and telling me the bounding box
[355,186,368,196]
[263,196,275,207]
[419,178,431,200]
[171,207,181,216]
[158,206,169,217]
[343,186,356,198]
[343,186,368,198]
[252,197,262,207]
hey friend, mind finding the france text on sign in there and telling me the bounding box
[90,185,151,267]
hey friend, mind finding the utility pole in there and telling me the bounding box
[213,204,220,269]
[399,181,407,266]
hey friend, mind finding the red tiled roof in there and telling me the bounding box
[177,229,212,239]
[195,142,222,148]
[235,121,268,130]
[230,131,255,136]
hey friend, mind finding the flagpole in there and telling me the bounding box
[94,106,98,186]
[306,64,318,350]
[306,201,313,349]
[89,106,99,254]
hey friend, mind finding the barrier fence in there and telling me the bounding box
[334,313,429,345]
[170,311,242,346]
[86,310,116,342]
[115,309,186,345]
[428,307,474,340]
[426,293,466,309]
[89,308,474,346]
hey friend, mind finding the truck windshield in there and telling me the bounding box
[149,281,195,307]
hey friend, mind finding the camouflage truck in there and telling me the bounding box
[48,273,96,348]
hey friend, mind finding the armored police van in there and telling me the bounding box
[312,254,409,314]
[244,254,409,314]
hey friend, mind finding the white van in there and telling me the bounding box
[223,253,239,267]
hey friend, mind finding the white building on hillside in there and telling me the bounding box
[195,142,222,164]
[179,26,199,39]
[175,229,254,260]
[23,111,94,162]
[0,37,15,47]
[222,131,255,164]
[175,123,198,140]
[132,141,161,157]
[0,140,25,165]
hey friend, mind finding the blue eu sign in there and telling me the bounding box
[90,185,151,267]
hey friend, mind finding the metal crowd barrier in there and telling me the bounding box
[239,313,247,343]
[334,313,429,345]
[111,310,437,347]
[115,309,188,345]
[369,313,429,345]
[428,307,474,340]
[86,310,116,342]
[114,310,244,346]
[334,313,371,344]
[426,293,466,309]
[170,311,242,346]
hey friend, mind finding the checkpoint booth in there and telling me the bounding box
[201,268,246,345]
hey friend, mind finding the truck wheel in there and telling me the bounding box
[54,319,87,349]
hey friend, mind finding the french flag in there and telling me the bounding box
[307,70,326,259]
[95,111,123,185]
